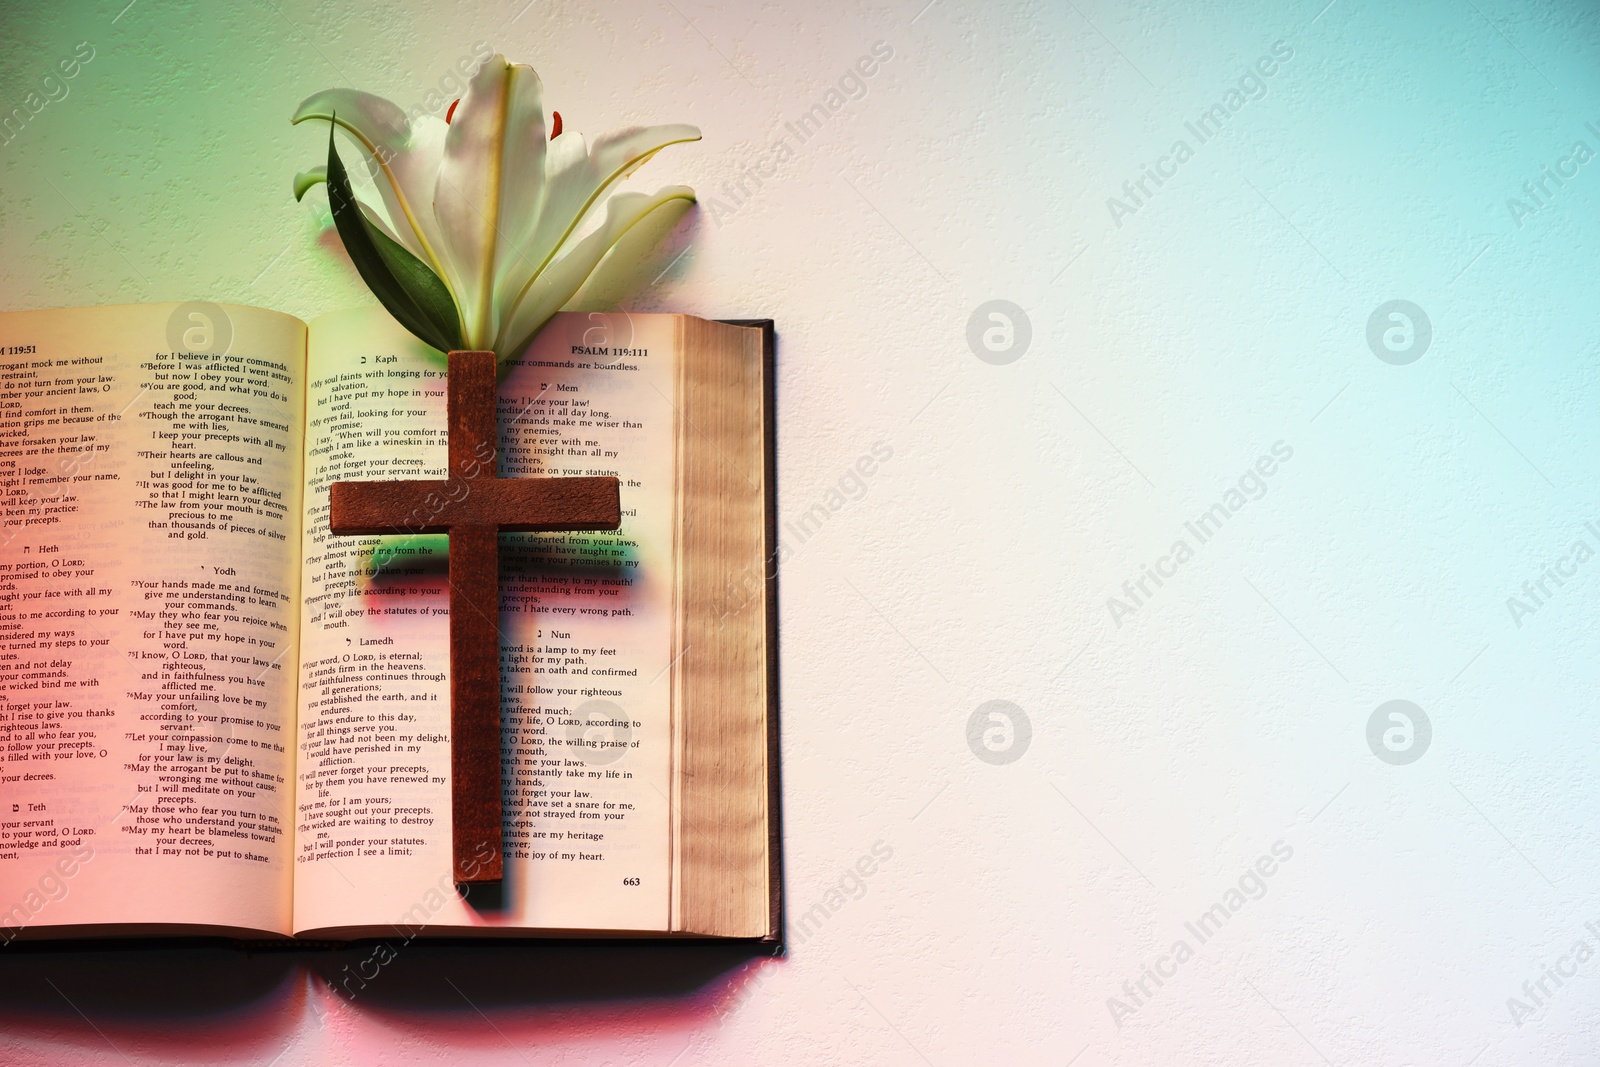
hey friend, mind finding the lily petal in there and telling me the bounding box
[494,122,701,328]
[494,186,696,362]
[482,63,550,330]
[293,166,327,201]
[292,89,450,277]
[433,56,521,350]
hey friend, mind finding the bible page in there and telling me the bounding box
[0,303,304,937]
[293,308,680,936]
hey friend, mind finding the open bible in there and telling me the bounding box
[0,303,778,942]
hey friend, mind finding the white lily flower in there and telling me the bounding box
[293,54,700,361]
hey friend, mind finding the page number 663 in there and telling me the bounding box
[622,877,640,886]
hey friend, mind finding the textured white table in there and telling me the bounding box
[1,1,1596,1063]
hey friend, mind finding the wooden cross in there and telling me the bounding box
[329,350,620,884]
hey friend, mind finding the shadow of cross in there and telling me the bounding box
[328,349,620,885]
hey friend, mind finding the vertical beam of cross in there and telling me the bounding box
[329,350,620,883]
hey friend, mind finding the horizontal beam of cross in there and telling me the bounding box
[330,477,621,535]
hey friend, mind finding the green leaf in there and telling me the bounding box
[293,166,327,201]
[325,121,463,352]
